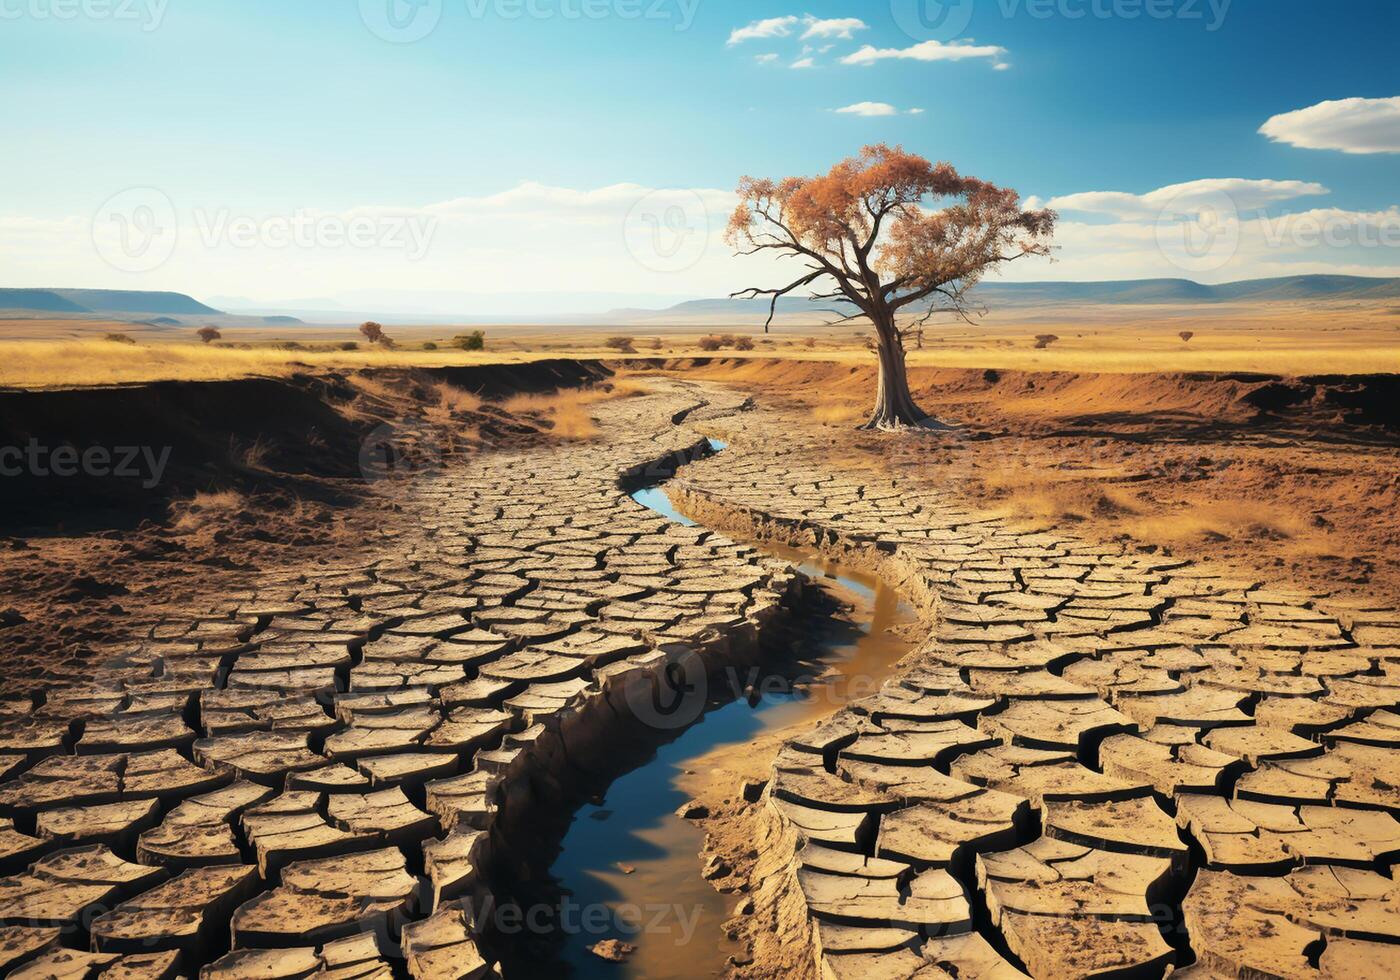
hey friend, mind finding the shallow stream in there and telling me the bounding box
[541,446,918,977]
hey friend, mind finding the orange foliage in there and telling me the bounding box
[726,144,1056,327]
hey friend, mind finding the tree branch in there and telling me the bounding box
[729,269,825,333]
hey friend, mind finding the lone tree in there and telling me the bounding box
[726,144,1055,429]
[196,327,221,344]
[1179,331,1194,343]
[359,321,386,345]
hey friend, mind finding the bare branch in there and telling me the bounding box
[728,269,825,333]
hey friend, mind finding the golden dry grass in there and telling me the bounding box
[4,300,1398,389]
[432,381,484,415]
[656,327,1400,375]
[169,489,246,532]
[0,339,558,390]
[501,380,649,439]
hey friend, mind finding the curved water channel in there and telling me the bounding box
[537,441,920,977]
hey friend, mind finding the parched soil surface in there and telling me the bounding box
[0,366,1397,979]
[658,358,1400,607]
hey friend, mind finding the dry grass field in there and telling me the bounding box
[4,300,1399,388]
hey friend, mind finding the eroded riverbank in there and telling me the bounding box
[519,462,919,978]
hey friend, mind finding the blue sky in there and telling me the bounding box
[2,0,1398,313]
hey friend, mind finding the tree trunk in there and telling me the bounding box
[862,317,932,430]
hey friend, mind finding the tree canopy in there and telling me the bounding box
[726,144,1056,333]
[725,145,1056,428]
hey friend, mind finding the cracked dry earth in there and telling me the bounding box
[0,377,1397,979]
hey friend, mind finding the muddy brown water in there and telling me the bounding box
[540,479,918,978]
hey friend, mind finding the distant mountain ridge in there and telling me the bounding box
[4,275,1397,328]
[0,288,220,316]
[0,288,309,327]
[612,275,1400,320]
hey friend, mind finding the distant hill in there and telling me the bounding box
[48,289,220,315]
[977,275,1400,305]
[0,288,221,316]
[0,289,92,314]
[610,275,1400,321]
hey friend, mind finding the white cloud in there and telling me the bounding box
[1001,179,1400,284]
[727,16,799,45]
[790,57,815,69]
[1260,97,1400,154]
[1,182,807,309]
[9,179,1393,313]
[755,53,779,64]
[1012,206,1400,284]
[841,39,1007,66]
[1047,178,1329,220]
[835,102,898,117]
[832,103,925,117]
[801,16,867,40]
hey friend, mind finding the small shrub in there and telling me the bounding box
[1034,334,1059,349]
[717,334,737,347]
[422,341,438,351]
[1179,331,1194,343]
[649,337,663,350]
[803,337,817,349]
[196,327,221,344]
[697,335,723,352]
[104,333,136,345]
[339,341,359,351]
[454,331,486,351]
[605,336,637,353]
[733,335,755,351]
